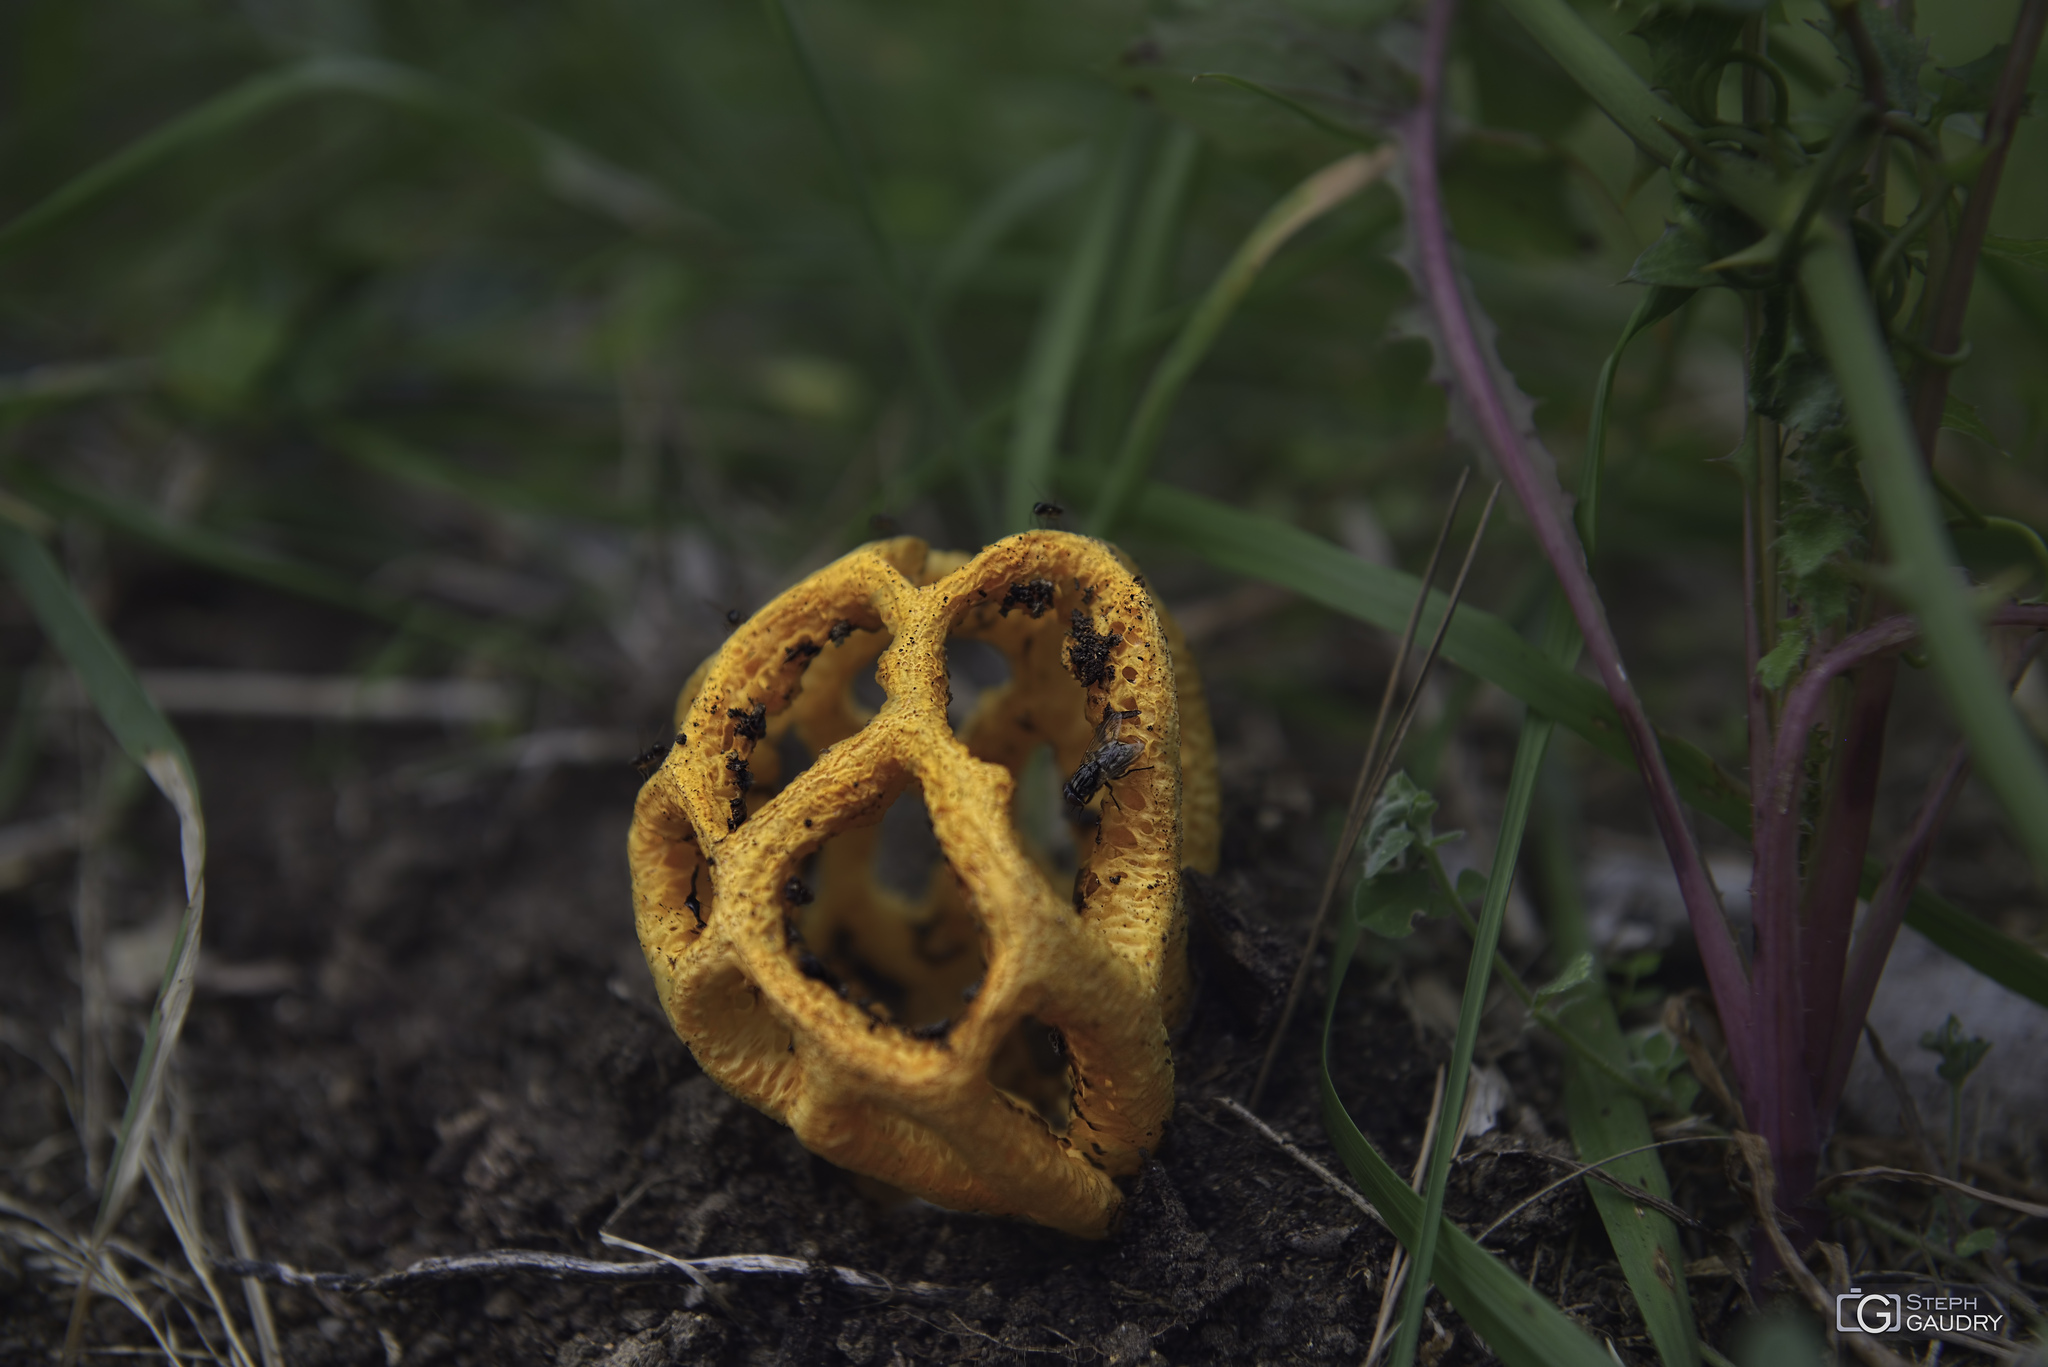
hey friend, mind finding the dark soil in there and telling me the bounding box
[0,574,1763,1366]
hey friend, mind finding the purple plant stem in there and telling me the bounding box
[1817,740,1971,1119]
[1796,656,1896,1098]
[1817,626,2048,1118]
[1401,0,1752,1074]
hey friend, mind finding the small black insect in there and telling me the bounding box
[1063,708,1144,810]
[908,1017,951,1043]
[784,638,821,665]
[999,578,1057,619]
[725,608,745,627]
[725,752,753,793]
[1031,501,1066,529]
[828,619,856,646]
[728,702,767,740]
[784,876,814,907]
[684,868,706,930]
[631,738,672,777]
[727,796,748,831]
[1066,609,1122,688]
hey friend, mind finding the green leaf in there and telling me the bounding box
[1354,866,1444,939]
[1953,1226,1998,1258]
[1940,395,2007,455]
[1824,2,1930,115]
[1929,42,2010,123]
[1629,10,1744,124]
[161,293,291,415]
[1455,868,1488,905]
[1756,619,1810,691]
[0,515,207,1257]
[1533,951,1596,1009]
[1984,236,2048,272]
[1360,771,1441,878]
[1918,1015,1992,1086]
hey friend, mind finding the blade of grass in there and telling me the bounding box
[1389,693,1544,1367]
[0,55,688,258]
[1251,469,1470,1111]
[1078,119,1203,477]
[1091,146,1397,537]
[1802,227,2048,881]
[0,516,208,1365]
[1004,112,1150,532]
[760,0,984,535]
[12,467,574,690]
[1320,905,1616,1367]
[1537,760,1702,1367]
[1093,480,2048,1012]
[925,145,1091,327]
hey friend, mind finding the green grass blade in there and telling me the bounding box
[13,468,572,688]
[926,145,1091,326]
[1079,120,1203,473]
[1391,704,1547,1367]
[1902,887,2048,1009]
[1004,114,1150,532]
[0,55,685,258]
[0,517,205,1254]
[1194,73,1382,149]
[1489,0,1690,165]
[1802,230,2048,881]
[1109,476,2048,1014]
[760,0,983,534]
[1321,909,1615,1367]
[1090,147,1395,537]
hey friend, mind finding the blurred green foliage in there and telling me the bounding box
[0,0,2042,714]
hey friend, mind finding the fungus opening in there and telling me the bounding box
[783,780,983,1034]
[944,637,1011,734]
[873,780,942,900]
[989,1014,1073,1133]
[851,658,887,715]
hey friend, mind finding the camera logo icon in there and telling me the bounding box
[1837,1288,1903,1334]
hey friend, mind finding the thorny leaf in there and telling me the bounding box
[1630,9,1744,125]
[1822,2,1930,115]
[1627,202,1760,289]
[1352,772,1460,939]
[1929,43,2018,125]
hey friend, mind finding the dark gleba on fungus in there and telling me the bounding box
[626,531,1218,1237]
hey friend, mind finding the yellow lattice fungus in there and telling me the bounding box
[626,530,1218,1237]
